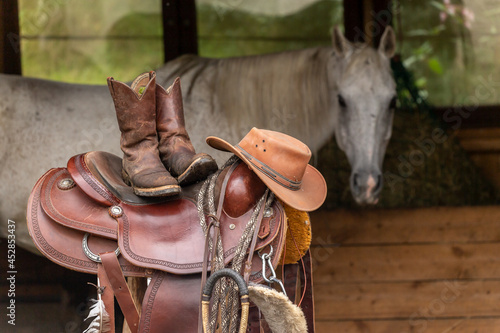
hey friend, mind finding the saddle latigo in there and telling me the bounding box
[107,72,217,197]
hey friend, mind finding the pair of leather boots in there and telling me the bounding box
[107,72,218,197]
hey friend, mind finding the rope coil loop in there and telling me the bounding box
[202,268,250,333]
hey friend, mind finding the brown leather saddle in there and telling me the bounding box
[27,151,287,333]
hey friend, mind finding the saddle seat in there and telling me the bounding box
[29,151,285,278]
[28,151,287,332]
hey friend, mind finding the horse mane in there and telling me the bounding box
[156,44,391,153]
[209,47,335,151]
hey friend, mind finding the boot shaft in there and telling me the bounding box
[108,72,157,135]
[108,72,159,152]
[156,77,190,140]
[155,77,218,182]
[107,72,180,195]
[156,78,197,167]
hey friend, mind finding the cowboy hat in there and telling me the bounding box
[206,128,327,212]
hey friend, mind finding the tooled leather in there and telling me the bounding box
[247,202,286,282]
[116,198,283,278]
[40,168,118,238]
[33,151,285,279]
[27,169,145,276]
[68,153,119,206]
[139,271,200,333]
[139,271,163,333]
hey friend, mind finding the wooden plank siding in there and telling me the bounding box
[310,207,500,332]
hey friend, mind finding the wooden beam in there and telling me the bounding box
[343,0,392,45]
[313,243,500,284]
[310,206,500,245]
[316,318,500,333]
[162,0,198,63]
[343,0,364,42]
[0,0,22,74]
[315,280,500,320]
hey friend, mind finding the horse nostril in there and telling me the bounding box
[374,175,382,192]
[353,174,359,188]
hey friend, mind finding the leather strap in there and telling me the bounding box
[243,189,268,283]
[301,249,315,333]
[282,251,315,332]
[199,161,241,333]
[97,263,116,333]
[283,263,300,304]
[100,251,140,333]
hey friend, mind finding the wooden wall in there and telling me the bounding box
[311,206,500,332]
[457,127,500,190]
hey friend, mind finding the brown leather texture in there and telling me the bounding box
[207,127,327,212]
[27,168,145,277]
[100,252,140,332]
[156,77,197,175]
[156,78,217,183]
[27,151,289,332]
[28,151,285,280]
[107,72,179,193]
[139,271,201,333]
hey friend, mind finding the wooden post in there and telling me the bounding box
[371,0,393,46]
[343,0,365,43]
[0,0,22,74]
[162,0,198,63]
[343,0,392,45]
[122,277,148,333]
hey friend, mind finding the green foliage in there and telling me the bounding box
[316,107,499,209]
[393,0,500,106]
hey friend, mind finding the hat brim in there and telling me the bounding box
[206,136,327,212]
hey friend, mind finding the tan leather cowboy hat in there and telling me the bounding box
[206,128,327,212]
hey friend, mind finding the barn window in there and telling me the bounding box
[197,0,343,58]
[18,0,164,84]
[14,0,343,84]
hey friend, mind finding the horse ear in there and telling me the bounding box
[332,26,351,56]
[378,26,396,58]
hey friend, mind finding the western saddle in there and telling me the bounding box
[27,150,314,332]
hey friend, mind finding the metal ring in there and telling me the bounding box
[206,214,220,227]
[258,245,274,259]
[82,233,120,263]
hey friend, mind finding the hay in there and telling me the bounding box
[316,58,498,209]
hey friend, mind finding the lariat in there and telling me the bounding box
[197,155,273,333]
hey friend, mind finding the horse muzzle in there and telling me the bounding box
[350,171,382,205]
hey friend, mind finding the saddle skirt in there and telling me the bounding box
[28,151,286,281]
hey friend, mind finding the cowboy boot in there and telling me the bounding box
[156,77,218,185]
[107,72,180,197]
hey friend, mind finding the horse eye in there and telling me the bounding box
[389,96,397,109]
[338,94,347,108]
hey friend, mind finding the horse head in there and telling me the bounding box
[329,27,397,205]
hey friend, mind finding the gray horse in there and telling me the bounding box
[0,27,396,252]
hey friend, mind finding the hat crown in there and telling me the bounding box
[206,127,326,211]
[237,128,310,185]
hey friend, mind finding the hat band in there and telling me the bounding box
[236,145,302,191]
